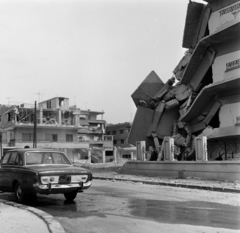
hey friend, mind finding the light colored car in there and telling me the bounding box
[0,148,92,203]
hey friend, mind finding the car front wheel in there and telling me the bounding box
[15,183,26,203]
[64,191,77,201]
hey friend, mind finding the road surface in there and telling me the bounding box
[1,179,240,233]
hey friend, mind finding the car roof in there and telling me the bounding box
[7,148,63,153]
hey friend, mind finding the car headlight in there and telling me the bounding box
[40,176,58,184]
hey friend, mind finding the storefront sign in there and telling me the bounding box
[226,58,240,71]
[220,2,240,17]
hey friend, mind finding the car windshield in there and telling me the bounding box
[25,152,71,165]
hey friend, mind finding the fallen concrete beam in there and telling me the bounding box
[147,101,165,136]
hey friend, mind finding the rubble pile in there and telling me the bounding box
[128,0,240,161]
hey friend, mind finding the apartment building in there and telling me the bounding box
[106,122,132,148]
[106,122,137,161]
[0,97,113,162]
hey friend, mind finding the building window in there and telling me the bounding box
[8,113,11,122]
[112,131,116,135]
[47,100,51,109]
[59,98,64,107]
[45,134,58,142]
[120,130,124,134]
[22,133,32,142]
[52,134,58,142]
[113,140,117,145]
[121,139,124,144]
[122,154,131,159]
[66,134,73,142]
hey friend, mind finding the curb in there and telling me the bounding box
[0,199,65,233]
[93,176,240,193]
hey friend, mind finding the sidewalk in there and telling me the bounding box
[82,163,240,193]
[0,199,65,233]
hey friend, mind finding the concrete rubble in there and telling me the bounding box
[128,0,240,162]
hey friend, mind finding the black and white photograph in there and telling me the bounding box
[0,0,240,232]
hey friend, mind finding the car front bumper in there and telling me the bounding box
[33,180,92,194]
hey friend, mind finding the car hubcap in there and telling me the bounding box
[16,185,22,199]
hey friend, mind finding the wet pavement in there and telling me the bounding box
[0,179,239,233]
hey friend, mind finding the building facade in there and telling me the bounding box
[106,122,132,148]
[0,97,113,162]
[106,122,136,161]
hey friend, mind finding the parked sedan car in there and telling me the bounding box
[0,148,92,203]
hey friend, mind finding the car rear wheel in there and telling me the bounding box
[64,191,77,201]
[14,183,26,203]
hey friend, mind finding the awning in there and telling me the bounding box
[180,76,240,122]
[181,22,240,85]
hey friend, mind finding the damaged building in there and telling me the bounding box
[128,0,240,161]
[0,97,114,162]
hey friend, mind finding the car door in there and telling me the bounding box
[0,152,11,191]
[5,151,19,191]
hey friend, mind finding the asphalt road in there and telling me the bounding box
[1,179,240,233]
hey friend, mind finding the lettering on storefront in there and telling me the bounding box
[219,2,240,17]
[226,59,240,71]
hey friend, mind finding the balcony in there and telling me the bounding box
[78,127,103,134]
[88,119,106,124]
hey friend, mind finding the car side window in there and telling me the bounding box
[8,152,19,165]
[1,153,11,165]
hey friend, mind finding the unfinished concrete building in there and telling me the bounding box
[0,97,113,162]
[128,0,240,161]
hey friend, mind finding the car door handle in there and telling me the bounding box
[13,170,17,173]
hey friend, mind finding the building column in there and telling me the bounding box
[163,137,175,161]
[75,115,79,127]
[130,152,134,160]
[58,109,62,125]
[113,147,117,164]
[88,149,91,163]
[195,136,208,161]
[40,107,43,124]
[136,141,145,161]
[102,150,106,164]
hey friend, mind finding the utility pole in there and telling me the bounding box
[7,97,11,105]
[33,101,37,148]
[130,113,133,122]
[84,102,88,109]
[0,130,3,159]
[34,92,43,104]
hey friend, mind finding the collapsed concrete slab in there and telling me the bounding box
[131,70,164,109]
[128,0,240,162]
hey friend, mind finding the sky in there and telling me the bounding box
[0,0,205,124]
